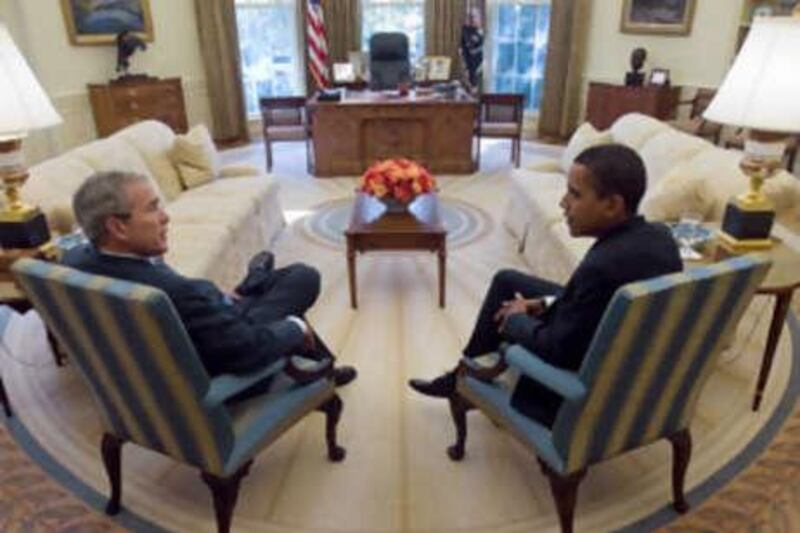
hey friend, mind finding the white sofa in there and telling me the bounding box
[504,113,800,284]
[21,120,285,290]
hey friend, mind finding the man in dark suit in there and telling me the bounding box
[409,144,681,426]
[64,171,356,385]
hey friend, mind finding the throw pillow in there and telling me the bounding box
[170,124,220,189]
[560,122,612,172]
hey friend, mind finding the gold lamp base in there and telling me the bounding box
[718,132,786,253]
[0,139,51,248]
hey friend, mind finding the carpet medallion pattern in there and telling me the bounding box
[300,195,494,250]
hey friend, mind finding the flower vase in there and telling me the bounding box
[381,197,408,214]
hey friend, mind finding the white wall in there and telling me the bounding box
[0,0,213,163]
[581,0,745,119]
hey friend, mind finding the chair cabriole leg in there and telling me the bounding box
[539,459,586,533]
[668,428,692,513]
[201,461,253,533]
[101,433,124,515]
[447,392,471,461]
[318,394,346,461]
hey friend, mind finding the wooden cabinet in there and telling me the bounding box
[585,82,680,130]
[88,77,188,137]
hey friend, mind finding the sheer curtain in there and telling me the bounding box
[484,0,551,113]
[234,0,304,115]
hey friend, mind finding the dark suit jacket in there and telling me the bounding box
[62,245,305,376]
[503,216,682,425]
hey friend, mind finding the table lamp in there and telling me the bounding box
[703,9,800,252]
[0,23,62,249]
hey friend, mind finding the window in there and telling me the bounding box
[486,0,551,113]
[235,0,303,116]
[361,0,424,64]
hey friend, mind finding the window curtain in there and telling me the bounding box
[324,0,361,63]
[194,0,250,144]
[537,0,591,140]
[425,0,467,78]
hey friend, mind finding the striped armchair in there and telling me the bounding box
[447,255,771,533]
[12,258,346,533]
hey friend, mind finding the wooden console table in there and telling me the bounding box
[586,82,679,130]
[310,90,477,176]
[88,77,188,137]
[345,193,447,309]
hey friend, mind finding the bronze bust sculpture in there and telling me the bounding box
[115,30,147,78]
[625,47,647,87]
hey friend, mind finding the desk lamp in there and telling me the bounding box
[0,23,61,248]
[703,8,800,252]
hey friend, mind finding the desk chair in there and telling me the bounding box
[670,88,723,145]
[476,93,525,168]
[259,96,312,173]
[369,32,411,90]
[12,258,346,533]
[445,256,770,533]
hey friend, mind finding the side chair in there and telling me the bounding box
[669,88,723,145]
[476,93,525,168]
[445,255,770,533]
[260,96,312,173]
[12,258,346,533]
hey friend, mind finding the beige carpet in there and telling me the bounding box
[0,139,796,532]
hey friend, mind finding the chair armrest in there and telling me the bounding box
[458,350,508,381]
[505,345,587,401]
[219,165,260,178]
[205,358,287,406]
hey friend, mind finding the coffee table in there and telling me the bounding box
[345,193,447,309]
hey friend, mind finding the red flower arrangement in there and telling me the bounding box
[358,158,437,203]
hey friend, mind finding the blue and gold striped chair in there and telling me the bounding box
[12,258,346,533]
[447,255,771,533]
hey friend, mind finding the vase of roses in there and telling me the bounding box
[358,158,437,214]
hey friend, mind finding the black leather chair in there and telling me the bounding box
[369,32,411,90]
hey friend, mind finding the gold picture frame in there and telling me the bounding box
[620,0,696,36]
[60,0,154,46]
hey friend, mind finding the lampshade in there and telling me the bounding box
[0,23,61,141]
[704,16,800,133]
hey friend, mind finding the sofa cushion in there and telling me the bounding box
[610,113,669,150]
[638,129,711,187]
[179,175,274,211]
[113,120,184,202]
[641,147,800,222]
[166,194,256,233]
[171,124,220,189]
[560,122,612,172]
[71,137,155,180]
[23,156,97,231]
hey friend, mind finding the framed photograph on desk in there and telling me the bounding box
[620,0,696,36]
[649,68,671,86]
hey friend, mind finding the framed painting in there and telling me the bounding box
[620,0,696,36]
[60,0,154,46]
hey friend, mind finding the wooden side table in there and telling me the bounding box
[585,82,680,130]
[345,193,447,309]
[693,236,800,411]
[0,246,66,367]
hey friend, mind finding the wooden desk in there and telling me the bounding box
[345,193,447,309]
[692,235,800,411]
[311,90,477,177]
[586,82,679,130]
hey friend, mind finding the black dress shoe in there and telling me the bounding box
[333,366,357,387]
[248,250,275,273]
[408,371,456,398]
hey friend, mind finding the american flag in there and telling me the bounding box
[306,0,330,89]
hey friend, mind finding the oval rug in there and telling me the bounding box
[300,196,494,250]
